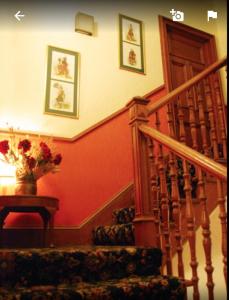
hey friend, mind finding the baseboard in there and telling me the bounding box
[0,183,134,248]
[0,228,81,248]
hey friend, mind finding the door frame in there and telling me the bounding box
[159,16,226,144]
[159,16,219,93]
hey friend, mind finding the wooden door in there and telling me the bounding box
[159,16,221,152]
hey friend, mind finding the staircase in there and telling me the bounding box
[0,208,185,299]
[127,56,227,300]
[0,57,227,300]
[0,246,186,299]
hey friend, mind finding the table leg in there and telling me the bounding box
[39,210,50,247]
[0,209,10,248]
[0,209,10,229]
[39,209,56,247]
[48,212,56,247]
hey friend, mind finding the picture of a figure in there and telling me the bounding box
[120,15,144,73]
[53,82,65,109]
[46,46,79,118]
[128,49,136,65]
[57,58,63,75]
[49,79,74,113]
[126,23,136,42]
[55,57,71,79]
[122,43,142,70]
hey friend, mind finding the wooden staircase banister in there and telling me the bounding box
[139,124,227,181]
[147,56,227,116]
[129,56,227,299]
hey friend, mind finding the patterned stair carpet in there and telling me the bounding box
[92,157,199,246]
[93,207,135,246]
[0,246,186,300]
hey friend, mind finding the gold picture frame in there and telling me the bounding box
[45,46,79,118]
[119,14,145,74]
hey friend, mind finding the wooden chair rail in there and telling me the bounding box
[139,124,227,181]
[147,56,227,116]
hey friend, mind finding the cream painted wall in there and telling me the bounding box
[0,1,227,137]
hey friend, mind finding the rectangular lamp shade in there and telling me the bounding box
[0,159,15,178]
[75,12,94,36]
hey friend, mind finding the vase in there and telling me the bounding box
[15,178,37,195]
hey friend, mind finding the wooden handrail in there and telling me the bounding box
[147,56,227,116]
[139,124,227,181]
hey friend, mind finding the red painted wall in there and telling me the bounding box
[5,86,167,228]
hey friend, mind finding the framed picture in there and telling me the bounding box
[119,14,144,74]
[45,46,79,118]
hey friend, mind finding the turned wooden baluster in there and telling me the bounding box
[155,105,175,220]
[166,103,185,277]
[197,167,215,300]
[213,74,227,159]
[156,112,172,275]
[216,179,227,286]
[187,88,198,151]
[158,148,172,275]
[183,159,200,300]
[203,77,219,160]
[167,102,185,279]
[169,152,185,279]
[196,82,210,156]
[167,104,176,138]
[148,137,161,248]
[155,111,161,133]
[177,96,186,144]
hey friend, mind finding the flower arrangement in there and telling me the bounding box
[0,130,62,182]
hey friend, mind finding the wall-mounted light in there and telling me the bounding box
[75,12,95,36]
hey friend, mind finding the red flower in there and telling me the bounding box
[0,140,9,154]
[18,139,31,153]
[27,156,36,170]
[40,142,52,161]
[53,154,62,165]
[40,142,48,149]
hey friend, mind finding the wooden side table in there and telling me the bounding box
[0,195,59,246]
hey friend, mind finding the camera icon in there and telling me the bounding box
[170,9,184,22]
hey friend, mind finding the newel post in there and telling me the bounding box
[127,96,157,247]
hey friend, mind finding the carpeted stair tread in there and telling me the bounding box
[0,246,185,299]
[113,206,135,224]
[0,247,161,287]
[93,205,135,246]
[93,223,134,245]
[0,275,186,300]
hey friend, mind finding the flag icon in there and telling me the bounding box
[207,10,217,21]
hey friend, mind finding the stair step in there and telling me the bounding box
[113,206,135,224]
[93,223,134,245]
[0,246,162,288]
[0,275,186,299]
